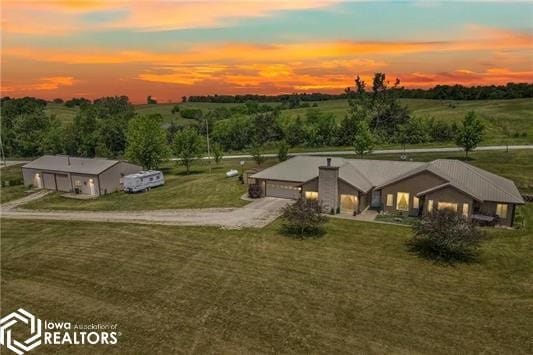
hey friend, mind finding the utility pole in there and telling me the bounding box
[205,118,211,174]
[0,136,6,167]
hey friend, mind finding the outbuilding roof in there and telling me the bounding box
[251,155,524,204]
[22,155,119,175]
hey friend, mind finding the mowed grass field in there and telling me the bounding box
[0,163,29,203]
[21,149,533,211]
[46,98,533,145]
[1,204,532,354]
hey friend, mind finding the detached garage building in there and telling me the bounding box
[22,155,142,196]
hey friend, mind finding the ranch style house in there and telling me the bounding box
[22,155,142,196]
[249,156,525,227]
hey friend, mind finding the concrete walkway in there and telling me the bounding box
[1,196,292,229]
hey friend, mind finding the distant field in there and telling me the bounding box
[1,203,531,353]
[46,98,533,145]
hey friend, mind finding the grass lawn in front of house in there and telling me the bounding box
[1,203,532,354]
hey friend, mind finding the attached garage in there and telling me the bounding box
[265,181,301,199]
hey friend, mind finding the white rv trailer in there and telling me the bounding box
[123,170,165,193]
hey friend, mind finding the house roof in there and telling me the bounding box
[22,155,120,175]
[251,156,524,204]
[425,159,524,204]
[251,156,424,193]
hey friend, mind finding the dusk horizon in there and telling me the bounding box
[2,1,532,103]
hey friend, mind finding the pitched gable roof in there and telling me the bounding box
[22,155,119,175]
[251,155,524,205]
[427,160,524,204]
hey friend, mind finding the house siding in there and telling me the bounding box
[70,174,100,195]
[98,162,142,195]
[380,171,447,216]
[424,186,473,218]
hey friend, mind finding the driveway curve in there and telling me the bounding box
[1,196,292,229]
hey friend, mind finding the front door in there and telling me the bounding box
[340,194,358,214]
[371,190,381,208]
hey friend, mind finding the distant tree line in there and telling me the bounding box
[0,73,493,162]
[187,82,532,103]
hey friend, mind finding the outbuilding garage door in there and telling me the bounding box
[266,182,301,199]
[42,173,56,190]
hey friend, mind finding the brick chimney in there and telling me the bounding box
[318,158,339,212]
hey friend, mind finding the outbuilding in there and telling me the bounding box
[22,155,142,196]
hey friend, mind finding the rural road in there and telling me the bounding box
[2,144,531,168]
[180,144,533,160]
[1,196,291,229]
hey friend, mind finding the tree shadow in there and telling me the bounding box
[279,226,327,240]
[405,239,480,265]
[175,169,204,176]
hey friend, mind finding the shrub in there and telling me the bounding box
[248,184,262,199]
[180,108,203,120]
[408,209,485,262]
[281,198,327,238]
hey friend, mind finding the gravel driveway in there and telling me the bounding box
[1,196,292,229]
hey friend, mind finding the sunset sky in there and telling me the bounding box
[1,1,532,103]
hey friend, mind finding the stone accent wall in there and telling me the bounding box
[318,166,339,212]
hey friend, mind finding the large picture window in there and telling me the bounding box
[437,202,458,212]
[305,191,318,200]
[396,192,410,211]
[496,204,508,218]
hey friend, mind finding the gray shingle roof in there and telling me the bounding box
[22,155,119,175]
[251,156,524,204]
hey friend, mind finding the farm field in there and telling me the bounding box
[1,204,531,354]
[45,98,533,145]
[21,149,533,211]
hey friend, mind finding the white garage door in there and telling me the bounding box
[266,181,301,199]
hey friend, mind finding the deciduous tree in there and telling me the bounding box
[125,114,170,169]
[455,111,484,158]
[173,127,203,174]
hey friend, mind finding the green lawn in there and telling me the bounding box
[1,204,531,354]
[23,160,250,211]
[0,163,29,203]
[45,98,533,145]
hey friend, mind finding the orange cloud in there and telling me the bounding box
[4,26,531,66]
[1,76,75,93]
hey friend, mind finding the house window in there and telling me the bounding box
[428,200,434,213]
[462,203,469,218]
[305,191,318,200]
[496,204,508,218]
[437,202,458,212]
[386,194,393,207]
[396,192,409,211]
[413,197,419,209]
